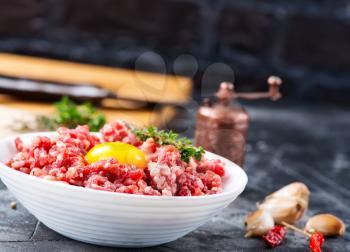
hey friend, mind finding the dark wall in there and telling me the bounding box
[0,0,350,102]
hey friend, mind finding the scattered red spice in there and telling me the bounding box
[309,232,325,252]
[262,226,286,248]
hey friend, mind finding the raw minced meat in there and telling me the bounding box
[6,120,226,196]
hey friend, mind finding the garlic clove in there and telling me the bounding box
[265,182,310,209]
[266,182,309,197]
[258,182,310,224]
[305,214,346,236]
[258,197,305,224]
[244,209,275,237]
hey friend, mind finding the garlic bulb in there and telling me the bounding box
[305,214,346,236]
[244,209,275,237]
[258,182,310,224]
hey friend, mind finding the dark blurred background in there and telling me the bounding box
[0,0,350,103]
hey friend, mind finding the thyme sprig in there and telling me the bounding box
[134,127,205,163]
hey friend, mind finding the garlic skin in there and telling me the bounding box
[244,209,275,237]
[305,214,346,236]
[258,182,310,224]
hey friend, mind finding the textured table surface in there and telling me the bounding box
[0,101,349,252]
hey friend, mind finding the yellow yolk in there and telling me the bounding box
[85,142,147,169]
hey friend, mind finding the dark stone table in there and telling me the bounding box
[1,101,349,251]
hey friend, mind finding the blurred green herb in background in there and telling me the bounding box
[17,97,106,132]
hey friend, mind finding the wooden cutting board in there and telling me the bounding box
[0,53,192,134]
[0,53,192,104]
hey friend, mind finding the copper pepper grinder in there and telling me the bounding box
[195,76,282,167]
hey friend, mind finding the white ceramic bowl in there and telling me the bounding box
[0,132,247,247]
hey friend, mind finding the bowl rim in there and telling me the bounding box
[0,131,248,201]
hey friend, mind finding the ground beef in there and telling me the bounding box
[6,121,226,196]
[99,120,140,145]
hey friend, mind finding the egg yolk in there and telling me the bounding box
[85,142,147,169]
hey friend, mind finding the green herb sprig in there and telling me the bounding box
[31,97,106,132]
[134,127,205,163]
